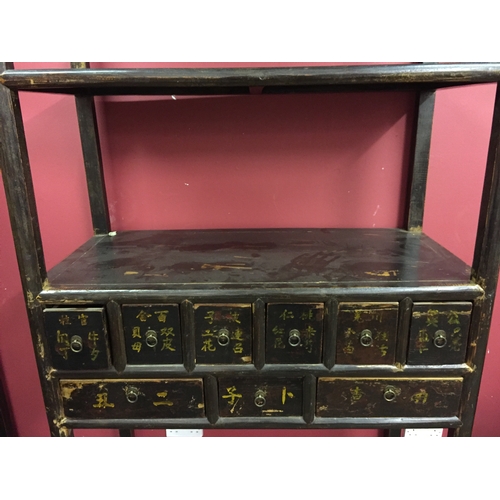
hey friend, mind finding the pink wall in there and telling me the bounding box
[0,62,498,436]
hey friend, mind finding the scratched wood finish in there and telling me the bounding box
[335,303,399,365]
[407,302,472,365]
[44,308,111,370]
[218,377,303,417]
[2,64,500,94]
[266,303,324,364]
[45,229,472,289]
[194,304,252,364]
[316,378,463,418]
[60,379,205,419]
[122,305,182,365]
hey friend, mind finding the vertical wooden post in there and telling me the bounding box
[0,62,68,436]
[71,62,111,235]
[455,83,500,436]
[406,90,436,231]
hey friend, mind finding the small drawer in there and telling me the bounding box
[316,377,462,418]
[218,378,303,417]
[335,303,398,365]
[44,308,111,370]
[407,302,472,364]
[266,303,324,364]
[60,379,205,419]
[194,304,252,364]
[122,304,182,365]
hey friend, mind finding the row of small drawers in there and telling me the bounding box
[60,377,463,420]
[45,301,473,371]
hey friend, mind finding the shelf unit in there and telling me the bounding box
[1,62,499,436]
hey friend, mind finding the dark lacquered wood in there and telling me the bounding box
[407,91,436,230]
[2,63,500,94]
[71,62,110,235]
[44,229,472,290]
[458,83,500,436]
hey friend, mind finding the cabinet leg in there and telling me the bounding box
[119,429,134,437]
[385,429,402,437]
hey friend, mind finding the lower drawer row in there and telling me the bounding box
[60,377,463,420]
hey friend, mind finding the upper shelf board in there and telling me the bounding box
[2,63,500,95]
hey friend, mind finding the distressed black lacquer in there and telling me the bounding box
[1,63,499,437]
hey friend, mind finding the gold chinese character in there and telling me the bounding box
[161,338,175,352]
[233,342,243,354]
[451,331,462,352]
[353,310,363,322]
[279,309,294,320]
[132,326,141,338]
[136,310,152,322]
[226,311,241,324]
[411,389,428,405]
[222,386,242,413]
[90,348,100,361]
[88,331,99,345]
[343,340,354,355]
[378,344,388,356]
[204,311,215,325]
[272,326,285,336]
[59,315,71,326]
[78,313,88,326]
[93,393,114,408]
[375,331,388,342]
[274,337,286,349]
[202,329,215,337]
[201,339,216,352]
[447,311,461,325]
[344,327,356,338]
[301,310,314,321]
[57,331,69,344]
[132,342,142,353]
[416,329,429,354]
[281,386,294,405]
[160,327,175,337]
[426,309,439,327]
[153,391,174,406]
[350,386,364,404]
[231,328,244,341]
[155,310,169,323]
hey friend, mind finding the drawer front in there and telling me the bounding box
[60,379,205,419]
[316,378,462,418]
[266,303,324,364]
[122,305,182,365]
[335,303,398,365]
[218,378,303,417]
[407,302,472,364]
[44,308,111,370]
[194,304,252,364]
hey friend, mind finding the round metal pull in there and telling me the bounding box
[383,386,397,402]
[70,335,83,353]
[145,330,158,348]
[359,329,373,347]
[254,390,266,408]
[288,329,301,347]
[217,328,230,346]
[125,387,139,404]
[434,330,447,348]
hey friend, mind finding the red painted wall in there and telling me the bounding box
[0,62,498,436]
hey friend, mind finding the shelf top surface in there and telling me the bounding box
[46,228,471,290]
[2,63,500,94]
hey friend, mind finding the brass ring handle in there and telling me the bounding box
[125,387,139,404]
[288,329,301,347]
[217,328,230,346]
[359,329,373,347]
[254,390,266,408]
[383,386,397,402]
[70,335,83,353]
[434,330,447,348]
[145,330,158,348]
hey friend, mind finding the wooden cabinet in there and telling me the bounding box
[1,63,500,436]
